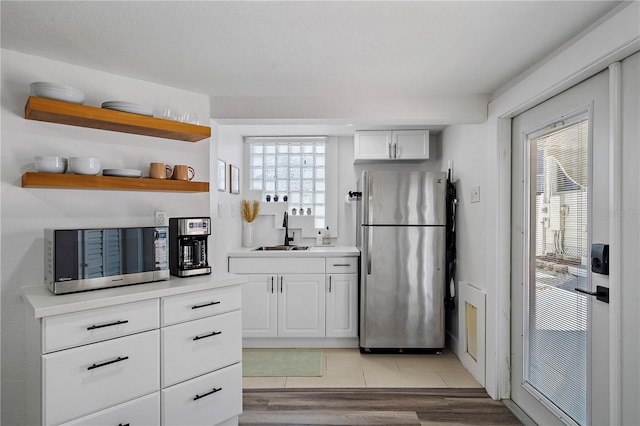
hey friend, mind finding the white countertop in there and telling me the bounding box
[227,245,360,258]
[22,272,247,318]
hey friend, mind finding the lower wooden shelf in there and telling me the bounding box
[22,172,209,192]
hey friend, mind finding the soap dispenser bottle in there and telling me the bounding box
[323,226,331,245]
[316,231,323,246]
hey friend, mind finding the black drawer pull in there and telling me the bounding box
[191,301,220,310]
[87,320,129,330]
[193,331,222,341]
[332,263,351,267]
[118,423,130,426]
[193,387,222,401]
[87,356,129,370]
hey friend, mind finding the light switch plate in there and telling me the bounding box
[471,186,480,203]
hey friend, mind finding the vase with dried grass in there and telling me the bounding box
[241,200,260,247]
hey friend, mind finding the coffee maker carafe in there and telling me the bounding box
[169,217,211,277]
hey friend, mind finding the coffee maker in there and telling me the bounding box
[169,217,211,277]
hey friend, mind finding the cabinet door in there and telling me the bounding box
[393,130,430,159]
[241,274,278,338]
[277,274,325,338]
[354,131,392,161]
[326,274,359,338]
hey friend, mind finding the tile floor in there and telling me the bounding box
[242,348,482,389]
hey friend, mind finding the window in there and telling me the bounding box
[246,137,326,228]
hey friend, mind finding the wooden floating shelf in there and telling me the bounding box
[24,96,211,142]
[22,172,209,193]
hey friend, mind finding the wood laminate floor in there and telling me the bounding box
[240,388,523,425]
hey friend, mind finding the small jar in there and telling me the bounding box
[299,208,304,215]
[273,194,279,202]
[307,208,312,215]
[283,195,288,202]
[292,208,297,215]
[266,195,271,202]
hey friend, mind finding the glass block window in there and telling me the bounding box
[247,137,326,228]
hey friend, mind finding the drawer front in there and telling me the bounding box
[42,299,159,353]
[326,257,359,274]
[61,392,160,426]
[229,256,325,274]
[162,363,242,426]
[162,286,241,326]
[162,310,242,387]
[43,330,160,426]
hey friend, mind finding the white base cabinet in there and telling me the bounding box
[25,282,242,426]
[230,255,359,342]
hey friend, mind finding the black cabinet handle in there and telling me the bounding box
[193,331,222,341]
[118,423,130,426]
[191,301,220,310]
[193,387,222,401]
[329,276,332,293]
[271,276,274,293]
[87,356,129,370]
[280,276,283,293]
[332,264,351,267]
[87,320,129,330]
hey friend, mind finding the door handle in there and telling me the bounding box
[388,142,393,159]
[575,285,609,303]
[271,276,274,293]
[393,143,398,159]
[329,276,332,293]
[280,276,283,293]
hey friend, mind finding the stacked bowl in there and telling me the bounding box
[34,156,68,174]
[69,157,101,175]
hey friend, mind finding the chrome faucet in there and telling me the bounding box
[283,211,294,246]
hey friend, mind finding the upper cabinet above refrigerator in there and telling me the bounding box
[353,130,430,163]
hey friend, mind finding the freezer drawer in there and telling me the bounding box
[360,225,445,349]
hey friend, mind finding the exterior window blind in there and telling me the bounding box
[246,137,326,228]
[526,114,589,425]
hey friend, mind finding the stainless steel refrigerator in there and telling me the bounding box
[357,170,446,352]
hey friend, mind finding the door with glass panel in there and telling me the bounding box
[511,68,609,425]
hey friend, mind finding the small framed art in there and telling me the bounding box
[217,160,227,192]
[230,164,239,194]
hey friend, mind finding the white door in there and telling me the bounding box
[240,274,277,338]
[511,68,609,425]
[326,273,358,338]
[393,130,429,160]
[277,274,325,338]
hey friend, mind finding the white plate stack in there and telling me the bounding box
[30,82,85,104]
[102,169,142,178]
[102,101,153,117]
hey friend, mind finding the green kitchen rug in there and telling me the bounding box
[242,348,324,377]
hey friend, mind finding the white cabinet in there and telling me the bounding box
[354,129,429,162]
[278,274,326,338]
[229,254,360,342]
[240,274,278,338]
[26,283,242,426]
[326,257,358,338]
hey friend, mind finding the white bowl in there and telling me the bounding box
[30,82,85,104]
[69,157,101,175]
[34,156,68,174]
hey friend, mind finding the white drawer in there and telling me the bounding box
[43,330,160,426]
[162,310,242,387]
[326,257,359,274]
[162,286,241,326]
[228,256,325,274]
[61,392,160,426]
[162,363,242,426]
[42,299,159,353]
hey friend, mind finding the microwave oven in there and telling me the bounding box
[44,226,169,295]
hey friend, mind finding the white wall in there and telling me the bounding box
[0,49,212,425]
[440,124,488,358]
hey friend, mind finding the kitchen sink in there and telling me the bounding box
[252,245,310,251]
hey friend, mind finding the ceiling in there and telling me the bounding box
[0,1,622,135]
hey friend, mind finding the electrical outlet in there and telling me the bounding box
[154,210,166,226]
[471,186,480,203]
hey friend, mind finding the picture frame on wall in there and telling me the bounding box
[217,160,227,192]
[230,164,239,194]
